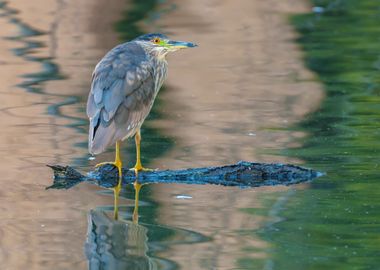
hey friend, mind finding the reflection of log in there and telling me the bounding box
[47,161,322,189]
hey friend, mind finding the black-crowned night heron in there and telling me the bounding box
[86,33,196,218]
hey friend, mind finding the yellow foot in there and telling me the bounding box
[131,167,154,173]
[95,161,118,168]
[132,163,154,173]
[95,161,123,177]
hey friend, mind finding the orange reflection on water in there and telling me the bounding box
[0,0,124,269]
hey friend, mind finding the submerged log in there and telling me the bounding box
[47,161,323,190]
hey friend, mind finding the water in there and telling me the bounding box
[267,1,380,268]
[0,0,378,269]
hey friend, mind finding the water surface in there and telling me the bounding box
[0,0,378,269]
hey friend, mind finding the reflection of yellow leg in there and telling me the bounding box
[113,183,121,220]
[95,140,123,220]
[132,130,149,223]
[132,182,142,224]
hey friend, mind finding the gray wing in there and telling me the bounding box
[87,43,155,155]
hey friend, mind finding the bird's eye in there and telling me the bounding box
[152,38,161,44]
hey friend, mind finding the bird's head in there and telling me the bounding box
[134,33,197,58]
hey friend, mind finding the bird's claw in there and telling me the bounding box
[140,167,154,172]
[95,161,117,168]
[131,164,154,173]
[130,168,154,176]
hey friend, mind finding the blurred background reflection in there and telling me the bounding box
[0,0,320,269]
[1,0,378,269]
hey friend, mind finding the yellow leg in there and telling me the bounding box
[133,129,153,172]
[132,182,142,224]
[95,140,123,220]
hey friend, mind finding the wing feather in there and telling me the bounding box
[86,42,155,155]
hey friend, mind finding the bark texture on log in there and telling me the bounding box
[47,161,323,190]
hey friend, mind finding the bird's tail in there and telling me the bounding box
[88,112,116,155]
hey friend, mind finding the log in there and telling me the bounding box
[46,161,323,190]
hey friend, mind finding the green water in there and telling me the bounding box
[256,1,380,269]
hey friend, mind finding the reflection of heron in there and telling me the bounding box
[85,210,157,270]
[86,33,196,218]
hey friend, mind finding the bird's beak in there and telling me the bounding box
[167,40,198,51]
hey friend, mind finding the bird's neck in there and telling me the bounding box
[151,53,168,64]
[146,47,168,61]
